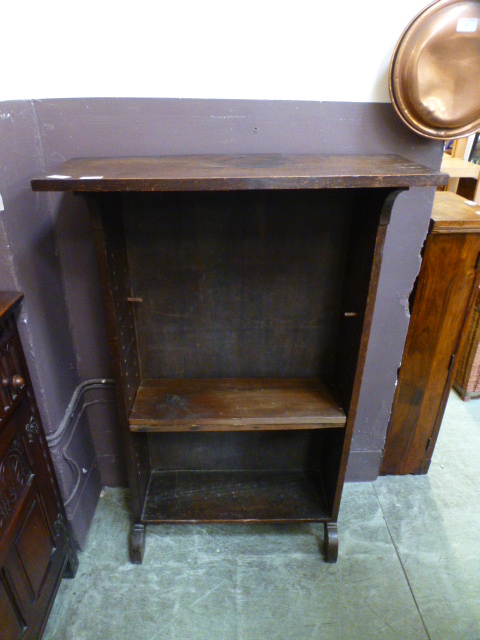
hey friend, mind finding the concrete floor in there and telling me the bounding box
[44,391,480,640]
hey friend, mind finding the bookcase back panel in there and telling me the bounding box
[148,430,327,472]
[124,190,352,380]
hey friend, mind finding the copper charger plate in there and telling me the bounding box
[390,0,480,140]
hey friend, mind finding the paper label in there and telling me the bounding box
[47,174,71,179]
[457,18,478,32]
[0,194,4,212]
[464,199,477,206]
[79,176,103,180]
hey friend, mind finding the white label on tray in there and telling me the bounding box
[79,176,103,179]
[0,194,4,212]
[464,199,477,206]
[457,18,478,32]
[47,174,71,179]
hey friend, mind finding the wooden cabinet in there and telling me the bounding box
[31,154,445,563]
[381,191,480,476]
[0,292,77,640]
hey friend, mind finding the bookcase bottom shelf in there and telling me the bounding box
[141,470,330,524]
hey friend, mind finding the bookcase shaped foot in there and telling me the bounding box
[64,551,79,578]
[324,522,339,563]
[130,523,146,564]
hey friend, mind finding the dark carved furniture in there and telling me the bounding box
[31,155,445,563]
[0,292,77,640]
[381,191,480,475]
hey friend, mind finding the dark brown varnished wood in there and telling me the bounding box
[0,315,28,428]
[125,189,350,381]
[130,378,345,431]
[85,195,141,414]
[31,154,447,192]
[83,194,150,522]
[326,189,401,517]
[30,154,442,564]
[0,295,77,640]
[381,191,480,475]
[324,522,339,563]
[142,471,328,523]
[130,524,146,564]
[148,430,327,473]
[0,292,23,321]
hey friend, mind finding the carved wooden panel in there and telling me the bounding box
[0,573,24,640]
[0,293,77,639]
[15,496,54,597]
[0,439,31,536]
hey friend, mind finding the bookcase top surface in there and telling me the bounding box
[31,154,447,192]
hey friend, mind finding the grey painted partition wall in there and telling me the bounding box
[0,97,443,545]
[0,101,102,548]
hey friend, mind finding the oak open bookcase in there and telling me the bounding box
[32,155,445,563]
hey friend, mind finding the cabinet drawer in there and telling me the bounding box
[0,318,26,426]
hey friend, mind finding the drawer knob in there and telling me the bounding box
[2,375,25,390]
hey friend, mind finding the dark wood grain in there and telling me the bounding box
[324,189,400,516]
[381,192,480,475]
[33,154,437,563]
[0,296,77,640]
[82,194,150,521]
[130,378,345,431]
[0,292,23,322]
[125,190,349,381]
[31,154,447,192]
[0,576,24,639]
[0,315,28,429]
[130,524,146,565]
[142,470,329,523]
[148,430,327,472]
[85,195,141,413]
[333,189,396,412]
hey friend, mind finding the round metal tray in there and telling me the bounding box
[390,0,480,140]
